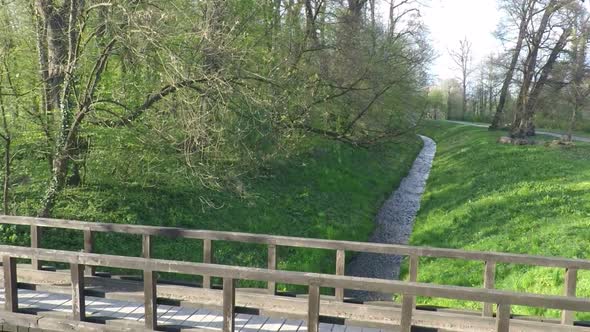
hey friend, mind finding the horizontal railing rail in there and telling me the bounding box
[0,215,588,327]
[2,216,589,269]
[1,245,589,332]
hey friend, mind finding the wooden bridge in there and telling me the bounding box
[0,216,588,332]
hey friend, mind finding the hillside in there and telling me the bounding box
[8,133,421,289]
[411,121,590,319]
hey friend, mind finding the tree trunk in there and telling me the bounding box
[272,0,281,50]
[511,27,570,138]
[446,88,451,118]
[304,0,321,49]
[566,105,577,141]
[461,79,467,120]
[489,0,532,130]
[3,137,10,214]
[488,84,493,116]
[0,86,10,215]
[510,0,559,137]
[36,0,83,217]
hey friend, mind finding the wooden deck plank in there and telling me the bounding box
[124,302,146,321]
[319,323,334,332]
[182,308,213,326]
[330,325,346,332]
[278,319,303,332]
[297,323,308,332]
[156,304,174,319]
[235,313,254,330]
[32,293,70,310]
[192,310,221,329]
[205,311,224,329]
[51,299,74,312]
[113,301,143,319]
[162,308,199,326]
[13,290,44,306]
[86,297,118,317]
[0,287,417,332]
[360,328,381,332]
[160,306,199,326]
[260,317,286,332]
[240,315,269,332]
[344,326,362,332]
[51,296,101,315]
[91,299,133,318]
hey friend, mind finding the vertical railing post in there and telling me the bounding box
[83,230,95,276]
[561,267,578,325]
[496,303,510,332]
[335,249,345,301]
[71,263,86,321]
[203,239,212,289]
[31,225,41,270]
[3,256,17,312]
[308,284,320,332]
[408,255,419,283]
[482,260,496,317]
[143,268,157,330]
[142,234,152,259]
[408,255,419,306]
[267,244,277,295]
[222,278,236,332]
[400,294,413,332]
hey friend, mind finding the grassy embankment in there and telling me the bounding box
[410,121,590,319]
[6,129,421,290]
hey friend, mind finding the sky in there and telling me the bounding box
[375,0,590,82]
[374,0,502,82]
[421,0,502,81]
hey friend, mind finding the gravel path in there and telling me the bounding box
[445,120,590,143]
[345,135,436,301]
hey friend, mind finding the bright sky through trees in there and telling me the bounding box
[422,0,501,80]
[420,0,590,81]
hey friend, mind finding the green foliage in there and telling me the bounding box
[410,121,590,319]
[5,130,421,291]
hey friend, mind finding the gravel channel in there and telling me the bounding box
[345,135,436,301]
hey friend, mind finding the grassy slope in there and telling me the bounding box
[412,121,590,319]
[9,133,421,290]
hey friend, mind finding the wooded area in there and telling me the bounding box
[0,0,432,217]
[428,0,589,140]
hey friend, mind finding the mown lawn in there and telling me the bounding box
[5,132,421,291]
[411,121,590,319]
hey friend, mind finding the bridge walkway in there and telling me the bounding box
[0,288,381,332]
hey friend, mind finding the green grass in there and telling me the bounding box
[4,130,421,291]
[411,121,590,319]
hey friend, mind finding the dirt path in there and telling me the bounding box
[345,135,436,301]
[445,120,590,143]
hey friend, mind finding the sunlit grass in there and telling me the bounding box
[8,132,422,291]
[410,121,590,320]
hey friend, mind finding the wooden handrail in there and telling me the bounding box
[2,246,589,310]
[1,215,588,328]
[2,215,589,269]
[1,245,589,332]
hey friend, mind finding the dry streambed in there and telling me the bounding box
[345,135,436,301]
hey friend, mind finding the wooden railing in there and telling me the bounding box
[1,215,589,329]
[1,245,590,332]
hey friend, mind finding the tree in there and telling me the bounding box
[449,37,473,120]
[0,0,433,219]
[510,0,577,138]
[427,88,445,120]
[564,6,590,140]
[0,1,17,214]
[490,0,536,129]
